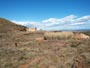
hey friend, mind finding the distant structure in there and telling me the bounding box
[26,27,37,32]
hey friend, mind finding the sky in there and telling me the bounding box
[0,0,90,30]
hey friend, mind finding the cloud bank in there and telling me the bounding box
[11,15,90,30]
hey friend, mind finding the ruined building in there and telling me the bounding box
[26,27,37,32]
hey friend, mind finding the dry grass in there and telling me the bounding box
[0,18,90,68]
[44,32,74,40]
[0,30,90,68]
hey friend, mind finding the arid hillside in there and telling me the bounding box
[0,18,26,33]
[0,18,90,68]
[0,18,27,47]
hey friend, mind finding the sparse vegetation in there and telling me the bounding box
[0,18,90,68]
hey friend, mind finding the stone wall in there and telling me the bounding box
[26,28,37,32]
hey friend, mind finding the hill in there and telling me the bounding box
[0,18,27,47]
[0,18,26,33]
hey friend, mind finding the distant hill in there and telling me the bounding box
[57,29,90,32]
[0,18,26,33]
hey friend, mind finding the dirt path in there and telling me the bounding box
[18,56,45,68]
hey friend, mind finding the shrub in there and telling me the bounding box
[44,32,74,40]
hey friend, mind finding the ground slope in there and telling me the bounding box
[0,18,26,33]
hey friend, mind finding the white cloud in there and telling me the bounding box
[12,20,27,25]
[11,15,90,30]
[42,18,60,23]
[42,15,76,23]
[59,15,76,22]
[42,15,90,27]
[11,20,41,28]
[69,22,85,26]
[75,16,90,23]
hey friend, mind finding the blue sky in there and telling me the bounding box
[0,0,90,30]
